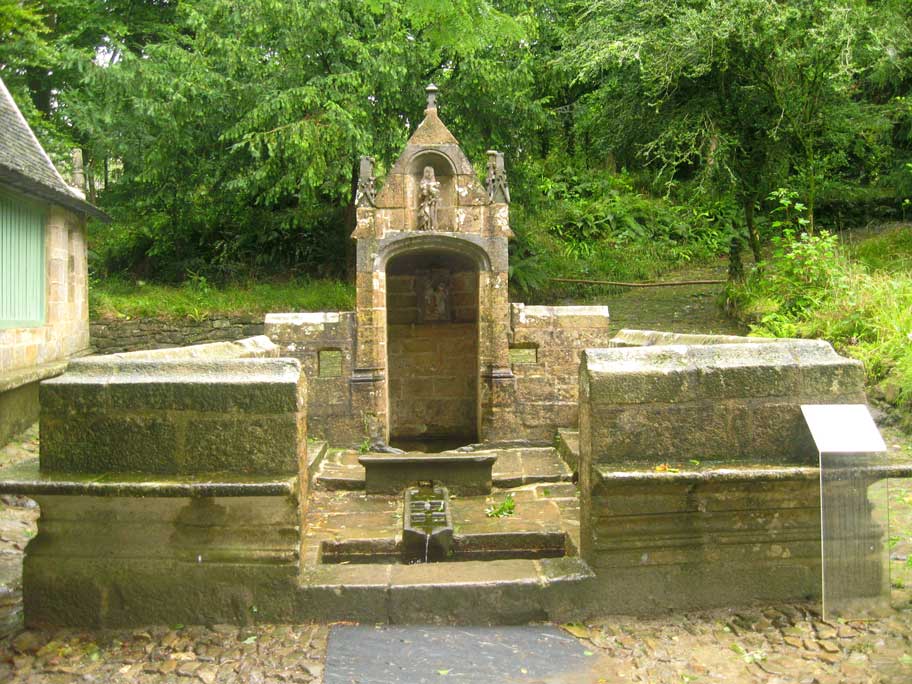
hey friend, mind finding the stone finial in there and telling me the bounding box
[486,150,510,204]
[355,155,376,207]
[425,83,439,112]
[71,148,85,191]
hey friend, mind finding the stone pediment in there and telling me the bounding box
[354,85,511,238]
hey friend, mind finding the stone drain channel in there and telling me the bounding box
[296,442,592,623]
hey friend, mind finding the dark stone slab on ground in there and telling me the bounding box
[325,625,591,684]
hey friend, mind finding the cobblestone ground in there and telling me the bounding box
[2,424,912,683]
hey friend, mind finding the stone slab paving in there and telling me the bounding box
[323,625,590,683]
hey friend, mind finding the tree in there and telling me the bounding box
[561,0,908,272]
[61,0,541,279]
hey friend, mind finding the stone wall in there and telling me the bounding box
[90,315,264,354]
[501,304,612,441]
[387,271,478,441]
[264,303,613,446]
[580,340,866,466]
[583,468,823,613]
[19,336,306,627]
[264,312,359,445]
[578,339,870,611]
[608,328,781,347]
[39,336,306,475]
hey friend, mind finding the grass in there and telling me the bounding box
[90,277,355,320]
[729,223,912,428]
[847,224,912,273]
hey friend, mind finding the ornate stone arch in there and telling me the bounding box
[376,234,493,274]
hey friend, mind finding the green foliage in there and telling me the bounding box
[729,225,912,427]
[561,0,912,251]
[5,0,912,286]
[508,157,731,300]
[90,277,354,320]
[484,493,515,518]
[851,226,912,273]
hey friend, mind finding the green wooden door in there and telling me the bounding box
[0,192,45,328]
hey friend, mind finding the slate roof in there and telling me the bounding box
[0,77,109,221]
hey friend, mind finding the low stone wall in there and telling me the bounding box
[265,312,359,445]
[504,304,612,441]
[608,328,780,347]
[40,336,306,475]
[584,468,822,613]
[580,340,866,465]
[15,336,307,626]
[578,339,870,611]
[90,315,264,354]
[265,305,613,446]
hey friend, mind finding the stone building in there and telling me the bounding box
[267,85,612,447]
[0,77,108,444]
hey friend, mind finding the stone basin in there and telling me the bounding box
[358,452,497,495]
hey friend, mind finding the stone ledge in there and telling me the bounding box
[0,359,69,393]
[0,457,300,497]
[594,461,912,485]
[511,303,611,329]
[609,328,780,347]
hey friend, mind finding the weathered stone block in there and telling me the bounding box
[40,344,306,475]
[581,340,865,463]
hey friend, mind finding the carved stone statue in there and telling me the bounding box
[417,165,440,230]
[486,150,510,204]
[422,278,449,321]
[355,156,376,207]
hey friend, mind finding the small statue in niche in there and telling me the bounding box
[417,165,440,230]
[423,279,449,321]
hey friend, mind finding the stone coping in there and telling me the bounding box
[93,335,278,361]
[595,461,912,484]
[49,355,300,382]
[584,338,847,376]
[0,359,68,393]
[0,457,299,497]
[609,328,781,347]
[358,453,498,466]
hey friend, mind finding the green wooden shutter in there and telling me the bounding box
[0,192,45,328]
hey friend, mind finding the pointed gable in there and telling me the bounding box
[406,108,460,147]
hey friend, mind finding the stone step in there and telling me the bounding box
[295,556,595,624]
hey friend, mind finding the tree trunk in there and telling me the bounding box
[744,199,761,264]
[728,230,744,282]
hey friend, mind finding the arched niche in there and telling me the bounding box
[385,244,480,448]
[405,150,458,231]
[377,233,493,273]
